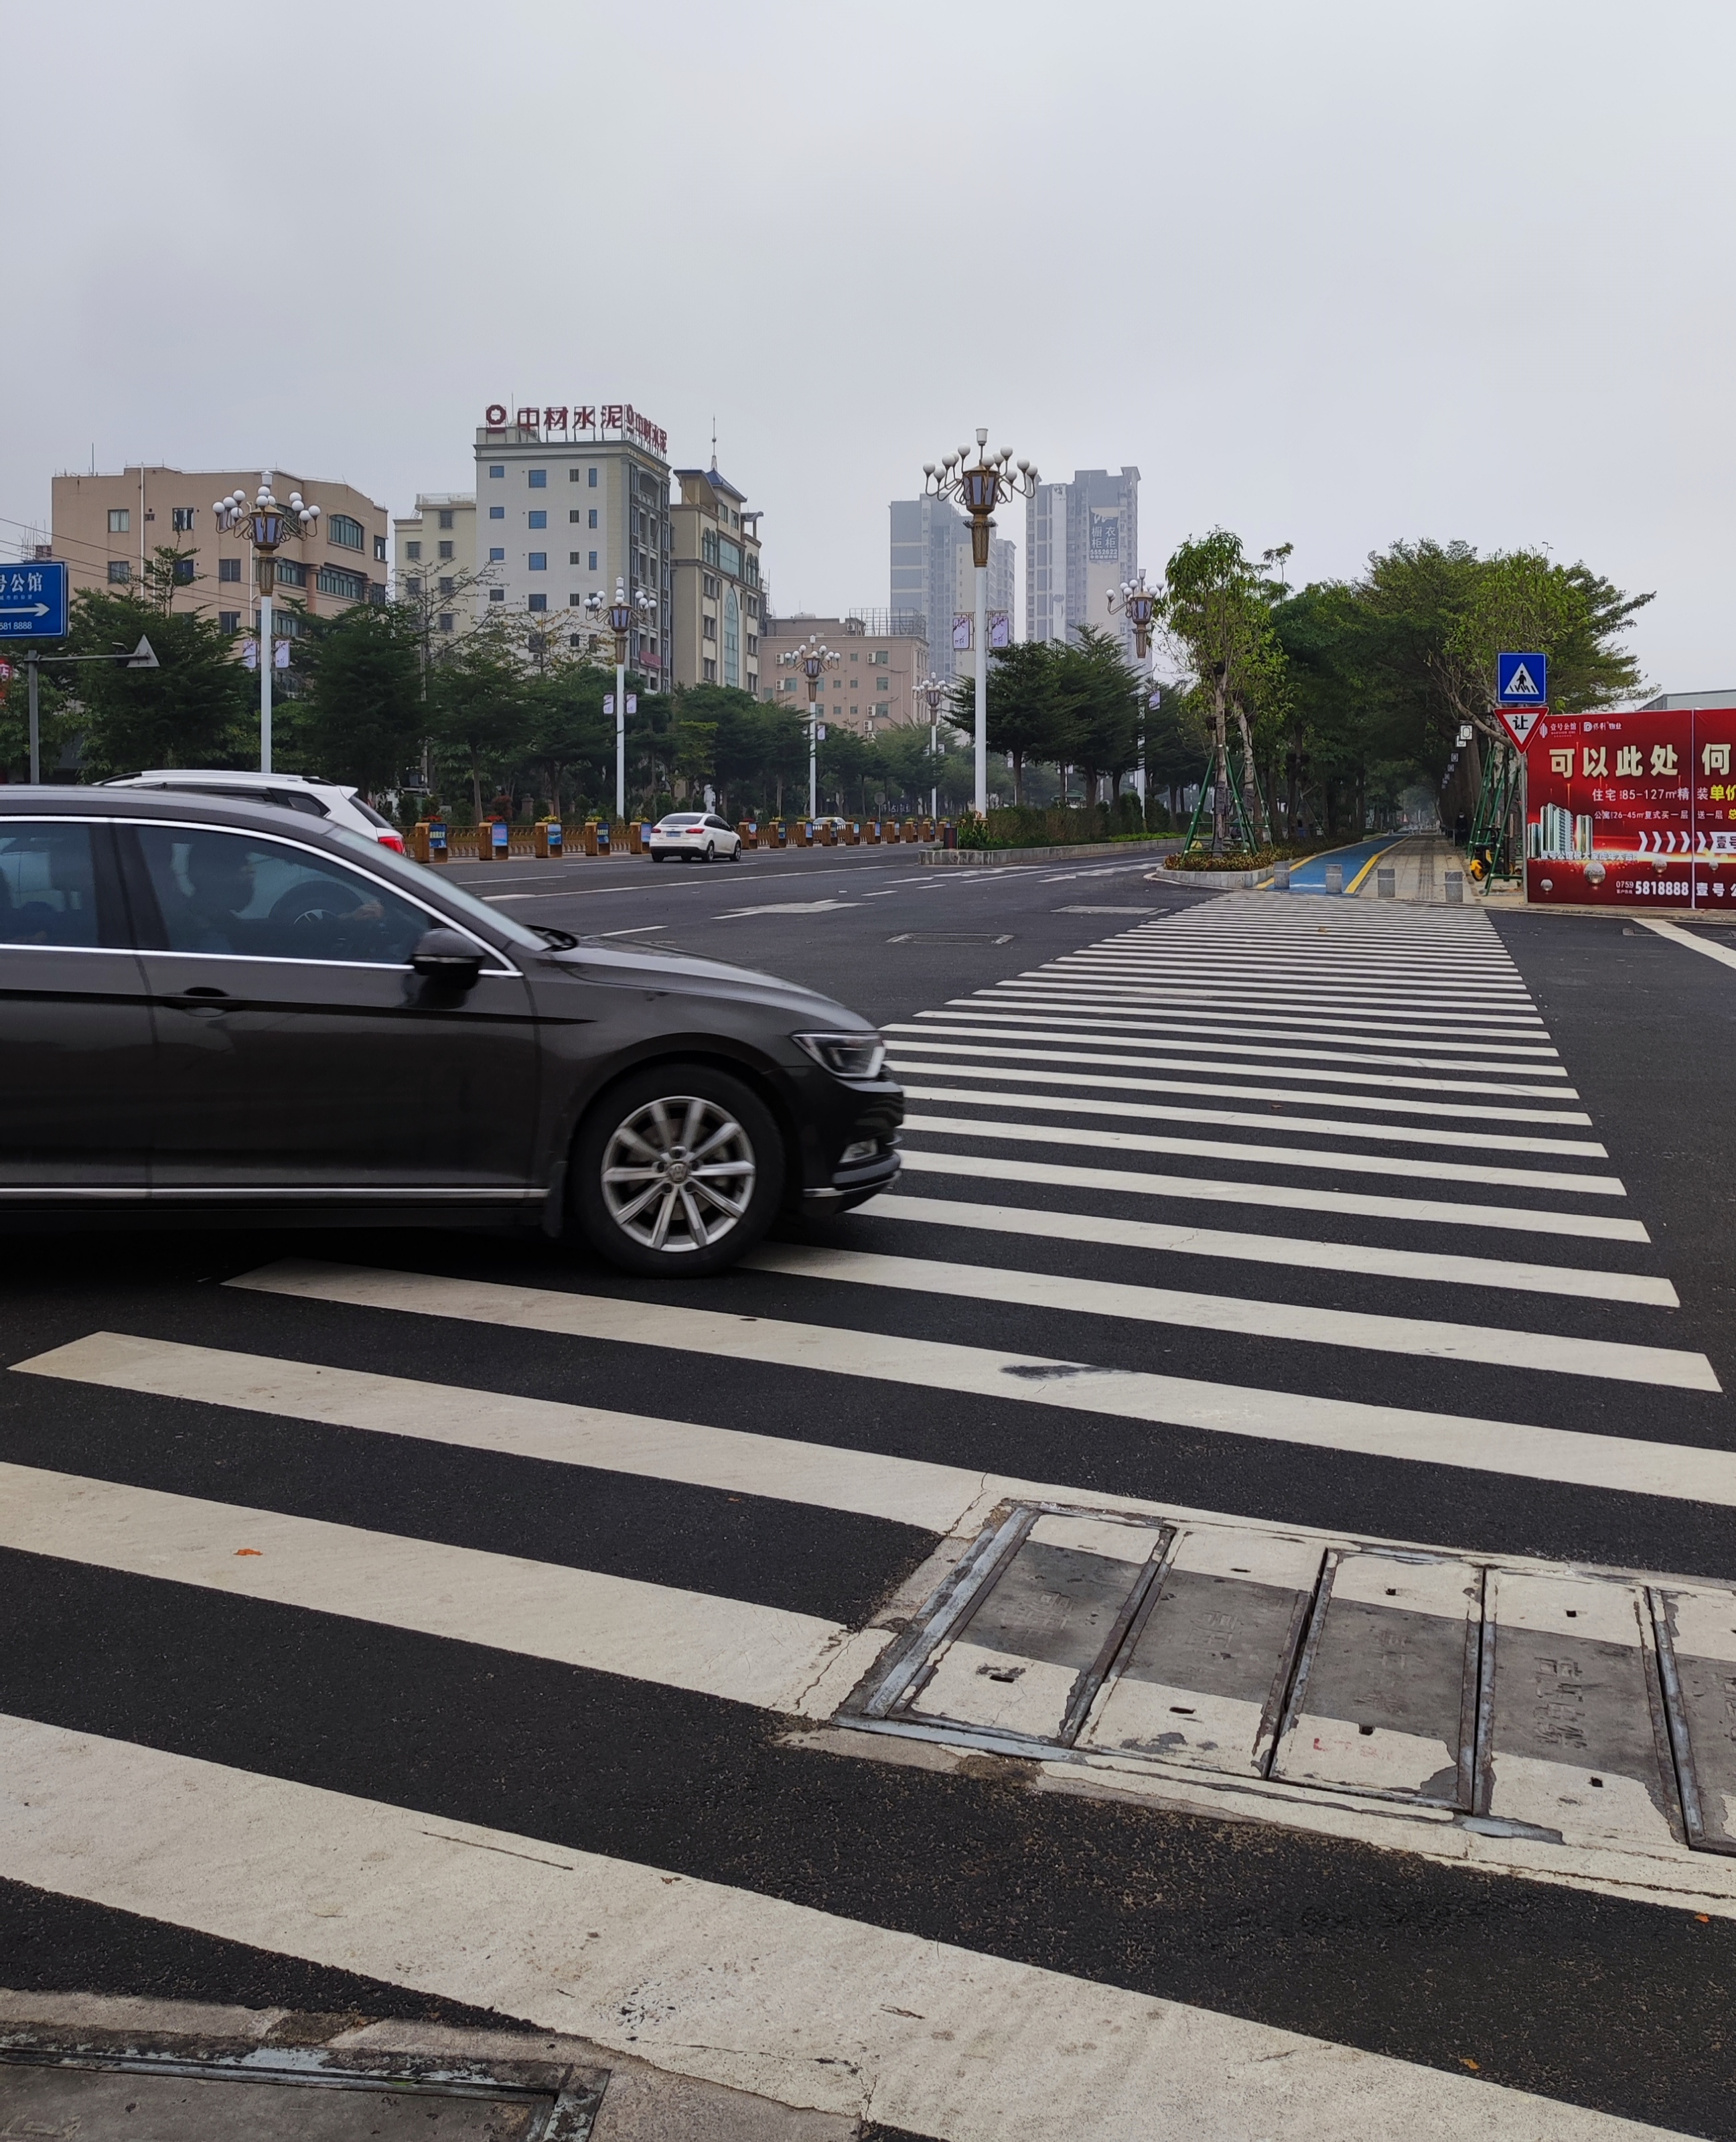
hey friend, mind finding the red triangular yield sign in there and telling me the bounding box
[1497,705,1545,749]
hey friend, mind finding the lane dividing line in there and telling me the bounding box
[741,1243,1714,1389]
[1639,917,1736,972]
[228,1262,1736,1507]
[893,1148,1650,1242]
[0,1457,880,1718]
[860,1191,1678,1306]
[1,1717,1672,2142]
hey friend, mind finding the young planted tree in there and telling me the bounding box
[1159,531,1286,851]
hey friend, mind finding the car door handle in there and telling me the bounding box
[169,987,233,1017]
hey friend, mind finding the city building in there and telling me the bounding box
[887,496,1015,682]
[393,494,478,639]
[51,466,389,640]
[1025,467,1141,656]
[668,464,764,691]
[472,403,672,675]
[758,612,931,735]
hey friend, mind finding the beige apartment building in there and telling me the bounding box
[52,466,390,641]
[394,493,479,640]
[668,465,764,692]
[758,612,932,736]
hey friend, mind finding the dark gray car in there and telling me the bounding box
[0,788,901,1274]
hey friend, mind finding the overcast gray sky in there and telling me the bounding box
[4,0,1730,690]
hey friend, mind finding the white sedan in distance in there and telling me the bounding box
[648,812,744,863]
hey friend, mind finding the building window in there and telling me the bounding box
[405,541,422,561]
[374,534,388,561]
[275,559,307,587]
[703,657,717,683]
[528,470,547,488]
[218,556,242,583]
[851,651,860,662]
[328,513,366,550]
[489,587,506,603]
[490,547,505,563]
[875,701,889,716]
[405,577,423,595]
[106,558,131,583]
[439,614,456,633]
[781,677,795,691]
[569,551,581,566]
[570,510,583,524]
[489,505,504,520]
[171,506,195,532]
[702,529,718,567]
[219,610,240,633]
[528,551,546,571]
[438,577,454,595]
[437,541,454,559]
[588,550,597,571]
[745,593,759,618]
[438,510,455,530]
[745,634,757,656]
[588,508,598,529]
[588,468,598,487]
[528,510,547,530]
[569,634,585,648]
[488,464,504,478]
[724,590,740,688]
[317,564,368,600]
[703,573,718,598]
[171,557,195,584]
[569,592,583,606]
[108,508,129,534]
[569,468,584,482]
[528,593,547,613]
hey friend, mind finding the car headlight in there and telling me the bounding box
[793,1031,887,1080]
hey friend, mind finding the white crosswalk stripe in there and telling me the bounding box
[1,887,1721,2139]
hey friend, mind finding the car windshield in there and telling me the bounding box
[326,826,549,950]
[350,798,396,830]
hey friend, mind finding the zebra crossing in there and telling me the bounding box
[0,891,1727,2140]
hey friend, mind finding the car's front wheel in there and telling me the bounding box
[571,1065,784,1276]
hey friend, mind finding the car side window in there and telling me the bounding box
[0,823,104,948]
[135,826,431,965]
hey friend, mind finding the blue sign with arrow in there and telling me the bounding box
[0,561,68,641]
[1497,651,1548,705]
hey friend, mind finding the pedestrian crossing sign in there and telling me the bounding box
[1497,704,1546,750]
[1498,652,1548,705]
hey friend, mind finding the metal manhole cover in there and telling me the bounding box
[886,931,1014,944]
[0,2036,605,2141]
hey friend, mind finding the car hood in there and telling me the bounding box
[540,938,875,1028]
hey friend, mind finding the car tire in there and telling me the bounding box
[704,843,716,861]
[729,842,742,861]
[652,853,665,863]
[571,1064,784,1277]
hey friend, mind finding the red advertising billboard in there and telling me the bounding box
[1522,709,1735,909]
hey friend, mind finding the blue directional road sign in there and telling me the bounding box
[1497,651,1548,706]
[0,561,68,640]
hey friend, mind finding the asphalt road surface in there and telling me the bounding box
[5,841,1736,2141]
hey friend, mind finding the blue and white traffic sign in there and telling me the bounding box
[1498,651,1548,706]
[0,561,68,640]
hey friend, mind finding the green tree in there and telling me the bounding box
[1159,530,1287,851]
[286,600,425,798]
[976,640,1064,804]
[63,547,252,776]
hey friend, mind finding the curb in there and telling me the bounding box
[922,839,1181,868]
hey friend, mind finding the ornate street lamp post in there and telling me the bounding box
[780,635,839,817]
[214,478,319,772]
[922,428,1038,814]
[1108,570,1159,804]
[587,576,656,820]
[915,674,946,816]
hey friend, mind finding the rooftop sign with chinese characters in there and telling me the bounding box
[1524,707,1736,909]
[0,561,68,640]
[482,403,668,458]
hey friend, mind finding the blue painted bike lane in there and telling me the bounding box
[1281,835,1408,895]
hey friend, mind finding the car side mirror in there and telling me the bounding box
[411,926,484,991]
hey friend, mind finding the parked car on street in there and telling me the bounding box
[0,789,900,1273]
[648,812,743,863]
[102,769,407,851]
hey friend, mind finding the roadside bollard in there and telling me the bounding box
[817,820,836,846]
[413,820,431,863]
[865,820,881,844]
[583,819,600,857]
[628,822,644,856]
[845,822,860,845]
[902,820,917,843]
[597,821,611,856]
[794,821,811,848]
[1377,865,1396,898]
[427,817,447,863]
[738,820,755,849]
[1272,861,1289,891]
[1325,863,1344,895]
[1445,869,1464,904]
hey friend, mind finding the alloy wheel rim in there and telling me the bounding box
[601,1095,756,1253]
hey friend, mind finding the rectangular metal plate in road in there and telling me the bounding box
[846,1502,1736,1866]
[1479,1570,1680,1851]
[906,1510,1167,1741]
[1652,1587,1736,1854]
[1080,1526,1320,1776]
[1273,1549,1480,1806]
